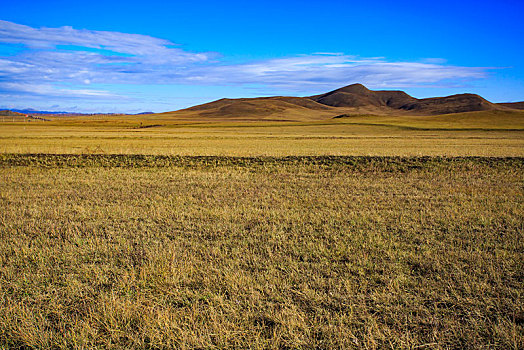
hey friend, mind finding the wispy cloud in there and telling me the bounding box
[0,20,210,61]
[183,57,487,92]
[0,82,120,98]
[0,19,490,111]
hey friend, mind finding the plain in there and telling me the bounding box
[0,112,523,349]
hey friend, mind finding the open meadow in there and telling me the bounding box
[0,115,523,349]
[0,111,523,157]
[2,0,524,347]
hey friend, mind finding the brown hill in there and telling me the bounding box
[310,84,417,109]
[170,96,335,121]
[498,102,524,110]
[160,84,519,121]
[398,93,498,115]
[309,84,502,115]
[0,110,25,116]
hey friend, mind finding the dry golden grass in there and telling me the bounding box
[332,110,524,130]
[0,156,523,349]
[0,120,523,157]
[12,108,524,127]
[0,112,523,348]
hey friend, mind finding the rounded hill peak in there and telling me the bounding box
[336,83,371,95]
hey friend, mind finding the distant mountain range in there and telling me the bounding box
[3,108,73,115]
[0,109,155,116]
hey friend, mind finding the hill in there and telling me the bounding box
[159,84,520,121]
[309,84,502,115]
[498,101,524,110]
[310,83,417,109]
[397,93,498,115]
[7,85,523,124]
[0,110,25,116]
[157,96,338,121]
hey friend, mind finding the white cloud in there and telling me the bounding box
[0,20,210,61]
[0,82,120,99]
[0,19,490,110]
[176,56,487,93]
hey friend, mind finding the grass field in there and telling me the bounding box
[0,155,523,349]
[0,116,523,157]
[0,114,523,348]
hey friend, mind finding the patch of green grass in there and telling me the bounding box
[0,156,522,348]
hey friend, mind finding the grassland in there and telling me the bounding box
[0,113,523,348]
[0,114,523,157]
[0,156,522,349]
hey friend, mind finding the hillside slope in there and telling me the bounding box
[310,84,417,109]
[498,101,524,110]
[14,84,521,123]
[0,110,25,116]
[160,96,339,121]
[309,84,504,115]
[156,83,522,121]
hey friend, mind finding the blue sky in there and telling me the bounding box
[1,0,523,113]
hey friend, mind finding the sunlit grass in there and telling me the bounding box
[0,121,523,156]
[0,156,522,348]
[0,113,523,348]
